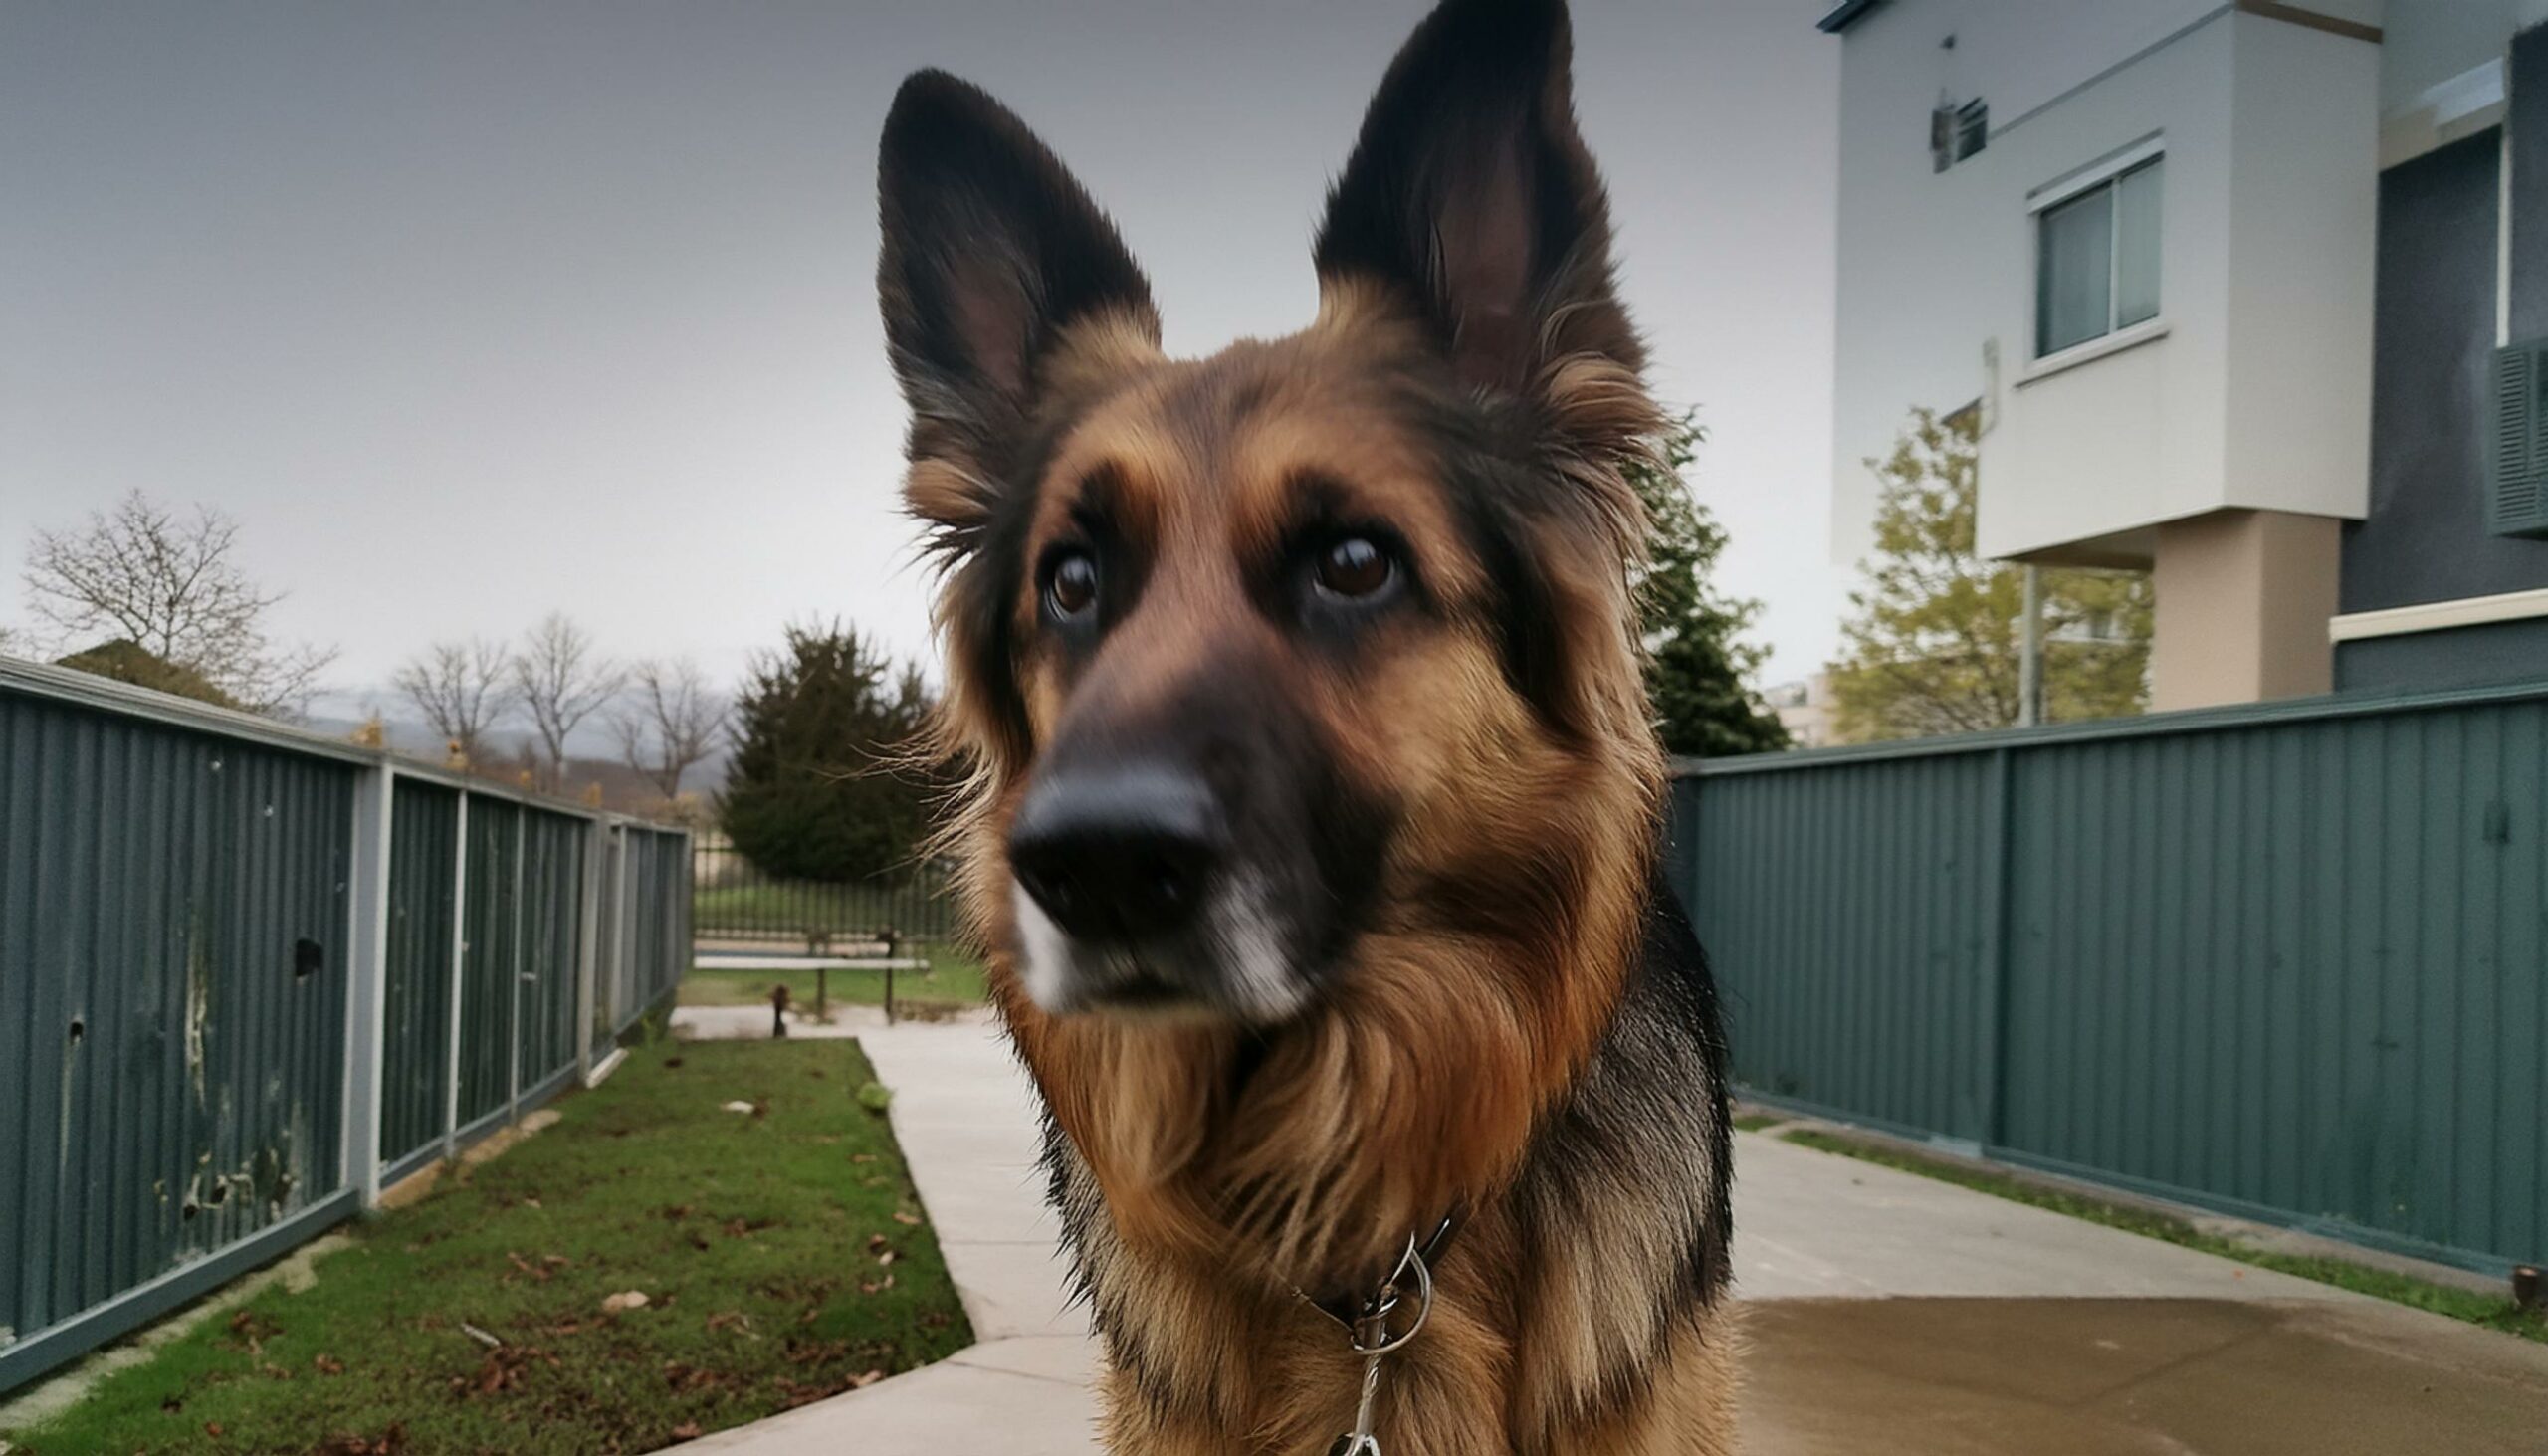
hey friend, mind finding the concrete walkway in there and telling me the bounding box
[679,1015,2548,1455]
[685,1019,1099,1454]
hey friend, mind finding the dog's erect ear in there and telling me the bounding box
[1316,0,1648,452]
[879,71,1158,548]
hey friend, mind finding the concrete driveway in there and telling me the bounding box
[679,1016,2548,1455]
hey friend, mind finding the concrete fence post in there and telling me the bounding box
[342,760,396,1208]
[443,792,470,1159]
[575,816,605,1082]
[1976,746,2017,1152]
[506,807,526,1123]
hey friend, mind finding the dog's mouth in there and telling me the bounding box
[1008,867,1322,1024]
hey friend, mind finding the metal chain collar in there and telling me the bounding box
[1301,1219,1453,1456]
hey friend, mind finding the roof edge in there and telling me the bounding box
[1817,0,1885,34]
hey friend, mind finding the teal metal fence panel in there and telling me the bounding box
[457,798,522,1128]
[0,662,695,1396]
[0,691,354,1362]
[615,827,690,1029]
[1673,680,2548,1275]
[1690,751,2000,1142]
[379,779,459,1169]
[516,808,586,1093]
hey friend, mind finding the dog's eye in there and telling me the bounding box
[1313,536,1393,600]
[1046,551,1100,620]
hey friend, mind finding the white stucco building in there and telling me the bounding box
[1823,0,2548,709]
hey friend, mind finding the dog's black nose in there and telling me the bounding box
[1008,765,1223,942]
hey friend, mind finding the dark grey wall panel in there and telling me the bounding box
[2337,617,2548,694]
[2511,24,2547,342]
[2344,127,2548,619]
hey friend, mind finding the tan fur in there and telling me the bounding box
[914,297,1732,1450]
[893,18,1735,1437]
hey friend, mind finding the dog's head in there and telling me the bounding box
[881,0,1663,1031]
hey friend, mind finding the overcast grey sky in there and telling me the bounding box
[1,0,1843,706]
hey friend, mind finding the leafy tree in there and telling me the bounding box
[1628,413,1789,757]
[22,490,335,715]
[721,621,934,883]
[1832,409,2152,742]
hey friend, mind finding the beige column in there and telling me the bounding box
[2148,509,2340,710]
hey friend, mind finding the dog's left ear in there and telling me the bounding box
[1316,0,1651,462]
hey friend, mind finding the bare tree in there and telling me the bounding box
[392,638,516,766]
[613,657,725,801]
[22,490,336,715]
[511,612,620,790]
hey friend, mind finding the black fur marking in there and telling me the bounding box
[879,69,1156,471]
[1314,0,1635,395]
[1508,873,1734,1427]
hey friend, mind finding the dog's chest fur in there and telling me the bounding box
[1032,888,1736,1455]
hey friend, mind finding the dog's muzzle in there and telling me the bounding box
[1005,758,1310,1022]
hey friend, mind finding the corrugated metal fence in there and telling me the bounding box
[0,660,691,1393]
[1669,678,2548,1277]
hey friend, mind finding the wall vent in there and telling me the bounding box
[2493,341,2548,538]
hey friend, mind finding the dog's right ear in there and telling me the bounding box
[878,71,1158,554]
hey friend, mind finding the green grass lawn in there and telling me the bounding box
[1776,1126,2547,1346]
[679,948,987,1015]
[3,1041,973,1455]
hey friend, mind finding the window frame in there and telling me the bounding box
[2027,138,2166,364]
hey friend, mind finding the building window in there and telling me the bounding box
[2035,155,2162,357]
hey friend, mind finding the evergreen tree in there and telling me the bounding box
[721,621,935,883]
[1628,413,1790,757]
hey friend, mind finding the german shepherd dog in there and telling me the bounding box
[877,0,1735,1449]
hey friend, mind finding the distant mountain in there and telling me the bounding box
[304,686,733,802]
